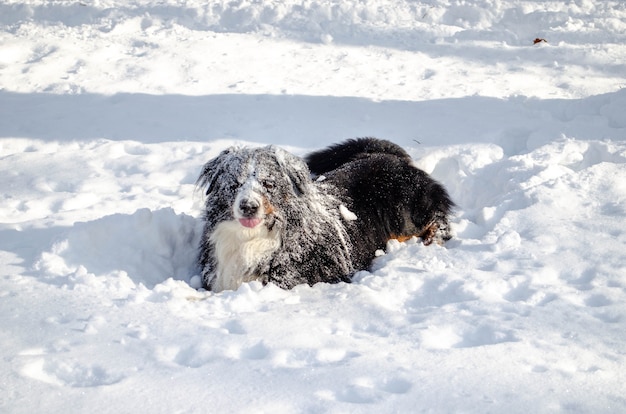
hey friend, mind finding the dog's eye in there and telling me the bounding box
[261,179,275,190]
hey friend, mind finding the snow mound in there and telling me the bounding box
[34,208,202,291]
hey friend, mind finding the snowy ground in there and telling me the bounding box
[1,1,626,412]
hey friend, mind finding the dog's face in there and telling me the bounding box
[198,145,311,230]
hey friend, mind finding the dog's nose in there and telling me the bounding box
[239,199,260,217]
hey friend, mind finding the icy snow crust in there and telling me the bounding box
[1,0,626,412]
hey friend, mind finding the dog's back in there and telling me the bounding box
[306,137,412,176]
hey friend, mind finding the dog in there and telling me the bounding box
[197,138,453,292]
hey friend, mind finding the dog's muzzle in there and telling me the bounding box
[237,198,263,228]
[239,199,259,216]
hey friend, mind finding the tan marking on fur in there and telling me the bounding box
[389,222,443,246]
[389,234,415,243]
[262,196,275,215]
[418,222,440,246]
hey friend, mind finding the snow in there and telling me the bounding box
[1,0,625,412]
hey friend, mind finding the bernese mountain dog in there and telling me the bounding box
[196,138,453,292]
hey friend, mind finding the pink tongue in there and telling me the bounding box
[239,218,262,228]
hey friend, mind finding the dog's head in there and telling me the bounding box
[197,145,311,229]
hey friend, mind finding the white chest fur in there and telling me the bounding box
[209,220,281,292]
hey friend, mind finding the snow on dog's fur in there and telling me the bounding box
[196,145,354,292]
[197,139,454,292]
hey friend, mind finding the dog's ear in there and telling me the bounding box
[272,146,310,196]
[288,165,310,196]
[196,148,233,196]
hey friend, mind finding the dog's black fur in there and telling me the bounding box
[197,138,453,292]
[305,137,413,175]
[306,138,454,271]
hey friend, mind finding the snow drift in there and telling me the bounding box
[1,0,625,413]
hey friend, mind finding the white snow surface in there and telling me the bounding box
[1,0,626,412]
